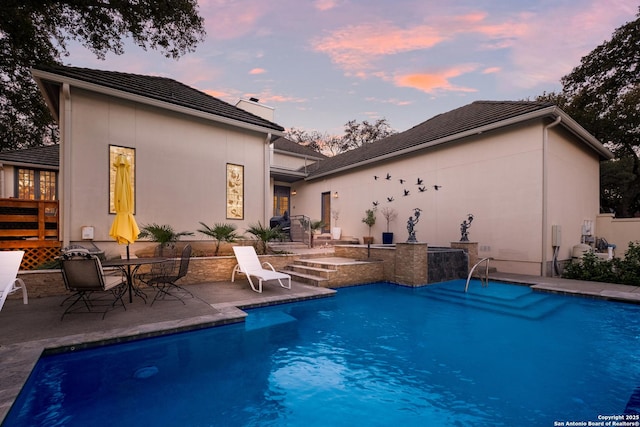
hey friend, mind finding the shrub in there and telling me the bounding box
[562,241,640,285]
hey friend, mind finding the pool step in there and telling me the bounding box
[281,261,337,287]
[245,310,297,331]
[424,283,566,319]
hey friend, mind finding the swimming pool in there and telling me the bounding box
[5,280,640,426]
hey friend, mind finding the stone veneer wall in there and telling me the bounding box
[333,246,396,281]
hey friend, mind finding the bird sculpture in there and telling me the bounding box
[385,173,391,180]
[372,201,379,207]
[374,175,379,180]
[433,185,442,191]
[399,179,405,184]
[418,186,426,192]
[387,196,394,202]
[403,189,410,196]
[416,178,423,185]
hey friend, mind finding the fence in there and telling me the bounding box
[596,213,640,258]
[0,198,60,269]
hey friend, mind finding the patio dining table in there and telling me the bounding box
[102,257,167,303]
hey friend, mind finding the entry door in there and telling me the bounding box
[321,192,331,233]
[273,186,290,216]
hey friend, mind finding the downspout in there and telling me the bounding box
[264,133,272,224]
[541,115,562,276]
[62,83,72,248]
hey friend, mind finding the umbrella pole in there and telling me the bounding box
[127,244,133,303]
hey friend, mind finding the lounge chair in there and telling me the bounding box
[231,246,291,293]
[0,251,28,311]
[138,244,193,305]
[60,251,127,319]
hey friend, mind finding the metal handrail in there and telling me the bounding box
[464,257,494,292]
[290,214,311,247]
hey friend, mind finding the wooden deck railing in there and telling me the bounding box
[0,198,61,269]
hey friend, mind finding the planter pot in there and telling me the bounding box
[362,236,374,244]
[382,232,393,244]
[332,227,342,240]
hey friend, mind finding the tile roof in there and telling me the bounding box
[272,137,327,159]
[307,100,566,178]
[32,65,284,133]
[0,144,59,168]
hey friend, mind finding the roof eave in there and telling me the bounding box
[273,148,325,161]
[307,106,612,180]
[31,68,284,136]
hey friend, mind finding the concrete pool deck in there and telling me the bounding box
[1,269,640,422]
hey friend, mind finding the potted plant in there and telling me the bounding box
[381,207,397,244]
[331,209,341,240]
[361,209,376,244]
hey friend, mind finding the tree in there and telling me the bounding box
[537,8,640,217]
[197,222,241,256]
[286,118,397,156]
[0,0,206,151]
[340,118,396,152]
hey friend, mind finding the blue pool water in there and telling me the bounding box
[5,280,640,426]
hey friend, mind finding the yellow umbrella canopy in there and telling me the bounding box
[109,154,140,245]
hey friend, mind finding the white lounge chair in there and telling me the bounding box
[231,246,291,293]
[0,250,28,311]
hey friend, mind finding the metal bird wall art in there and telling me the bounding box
[418,186,427,192]
[403,189,410,196]
[387,197,394,202]
[416,178,423,185]
[385,173,391,180]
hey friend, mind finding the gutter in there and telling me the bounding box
[541,115,562,277]
[264,133,272,223]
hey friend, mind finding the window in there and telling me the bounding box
[109,145,135,214]
[16,168,57,200]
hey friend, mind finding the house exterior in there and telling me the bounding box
[28,65,615,277]
[31,65,284,257]
[286,101,613,276]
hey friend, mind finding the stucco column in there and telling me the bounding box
[450,241,479,275]
[394,242,428,286]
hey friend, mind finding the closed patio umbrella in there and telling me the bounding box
[109,154,140,301]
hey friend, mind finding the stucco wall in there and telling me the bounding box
[291,120,602,276]
[596,214,640,257]
[61,88,270,255]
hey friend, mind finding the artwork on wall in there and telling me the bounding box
[226,163,244,219]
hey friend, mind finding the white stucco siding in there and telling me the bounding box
[546,126,601,262]
[63,88,268,248]
[296,121,549,272]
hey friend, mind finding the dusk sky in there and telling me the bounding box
[63,0,637,136]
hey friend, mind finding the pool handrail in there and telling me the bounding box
[464,257,494,293]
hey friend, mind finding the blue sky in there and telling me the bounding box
[63,0,637,135]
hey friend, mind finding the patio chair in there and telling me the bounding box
[231,246,291,293]
[0,251,28,311]
[141,244,193,305]
[60,251,127,319]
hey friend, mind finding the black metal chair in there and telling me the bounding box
[60,251,127,319]
[140,244,193,305]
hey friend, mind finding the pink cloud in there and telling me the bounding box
[312,22,446,72]
[483,67,501,74]
[198,0,266,40]
[249,68,266,75]
[314,0,338,11]
[394,65,478,94]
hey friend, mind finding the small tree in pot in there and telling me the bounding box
[381,207,397,244]
[361,209,376,244]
